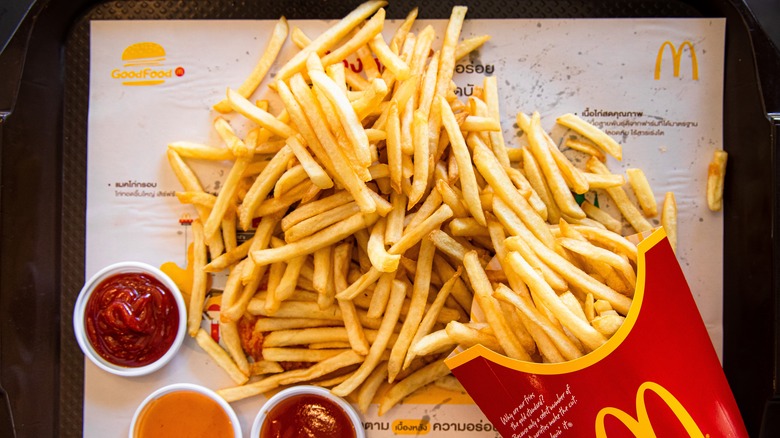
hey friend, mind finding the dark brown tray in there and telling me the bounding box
[1,0,779,437]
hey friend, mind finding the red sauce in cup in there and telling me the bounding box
[260,393,357,438]
[84,272,179,367]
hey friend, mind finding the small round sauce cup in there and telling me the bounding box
[130,383,242,438]
[73,261,186,376]
[251,385,365,438]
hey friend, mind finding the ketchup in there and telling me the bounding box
[260,393,357,438]
[84,272,179,367]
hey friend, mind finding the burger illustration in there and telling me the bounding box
[112,41,183,85]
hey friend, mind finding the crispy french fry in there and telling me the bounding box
[213,17,288,113]
[378,359,451,416]
[626,168,658,217]
[187,220,208,336]
[662,191,678,252]
[707,149,727,211]
[332,279,407,396]
[194,329,248,385]
[557,113,622,160]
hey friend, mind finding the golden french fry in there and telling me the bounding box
[285,135,334,189]
[626,168,658,217]
[404,258,459,370]
[378,359,451,416]
[408,330,456,358]
[454,34,491,61]
[586,157,653,233]
[369,33,411,80]
[249,360,284,376]
[187,220,208,336]
[168,142,233,161]
[520,112,585,219]
[557,113,622,160]
[581,200,623,234]
[238,145,295,230]
[356,362,388,414]
[707,149,727,211]
[470,132,556,247]
[332,279,407,396]
[662,191,678,252]
[213,17,288,113]
[463,251,532,361]
[388,239,436,382]
[261,348,349,363]
[367,217,401,272]
[492,284,579,362]
[284,202,360,243]
[309,65,372,169]
[557,237,636,290]
[274,0,387,82]
[219,320,250,376]
[194,329,248,385]
[439,96,486,225]
[321,8,386,67]
[494,199,632,315]
[251,212,378,267]
[565,138,606,162]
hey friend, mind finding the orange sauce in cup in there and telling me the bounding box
[135,390,234,438]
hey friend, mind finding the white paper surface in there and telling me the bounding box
[85,17,725,437]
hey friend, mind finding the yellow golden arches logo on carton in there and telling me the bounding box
[595,381,706,438]
[654,41,699,80]
[111,41,185,86]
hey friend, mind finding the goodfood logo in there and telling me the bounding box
[111,41,185,86]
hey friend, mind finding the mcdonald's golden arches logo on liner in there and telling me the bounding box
[595,381,707,437]
[110,41,186,86]
[654,41,699,80]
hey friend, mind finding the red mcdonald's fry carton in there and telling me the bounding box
[445,229,748,437]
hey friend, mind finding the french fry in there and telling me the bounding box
[388,239,437,382]
[581,200,623,233]
[378,359,451,416]
[662,191,678,252]
[274,0,387,82]
[168,142,233,161]
[464,251,532,361]
[194,329,248,385]
[213,17,288,113]
[402,268,462,369]
[439,96,486,225]
[249,360,284,376]
[520,112,585,219]
[284,202,360,243]
[586,157,653,233]
[332,279,407,396]
[251,212,379,267]
[219,320,250,376]
[187,220,208,336]
[357,362,389,414]
[470,132,556,247]
[565,138,606,162]
[707,149,727,211]
[626,168,658,216]
[557,113,623,160]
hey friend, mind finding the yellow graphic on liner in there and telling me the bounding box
[392,419,431,435]
[112,41,174,86]
[654,41,699,80]
[595,381,706,438]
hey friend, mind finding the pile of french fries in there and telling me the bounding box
[166,1,679,416]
